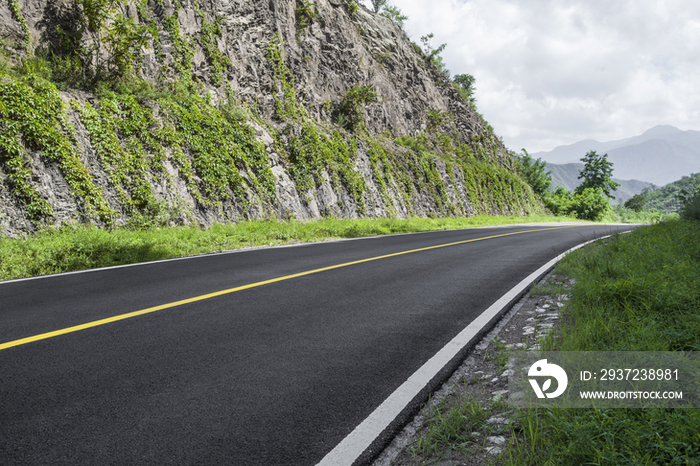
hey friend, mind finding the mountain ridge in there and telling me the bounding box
[532,125,700,185]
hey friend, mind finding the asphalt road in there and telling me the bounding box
[0,223,637,465]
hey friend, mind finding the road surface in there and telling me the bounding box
[0,223,637,465]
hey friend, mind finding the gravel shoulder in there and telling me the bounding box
[371,272,573,466]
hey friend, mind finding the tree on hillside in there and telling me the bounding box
[576,150,620,199]
[370,0,388,13]
[381,5,408,28]
[420,33,450,78]
[624,193,646,212]
[678,183,700,220]
[453,74,477,107]
[513,149,551,198]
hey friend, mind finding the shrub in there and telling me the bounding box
[333,85,378,131]
[623,193,646,212]
[679,184,700,221]
[544,186,609,221]
[544,186,573,216]
[381,5,408,29]
[569,187,610,221]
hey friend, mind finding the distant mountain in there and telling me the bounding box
[532,125,700,186]
[544,163,653,205]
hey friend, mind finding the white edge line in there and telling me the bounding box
[316,235,611,466]
[0,222,591,286]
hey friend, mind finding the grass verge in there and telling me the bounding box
[505,219,700,465]
[412,395,509,457]
[0,214,573,281]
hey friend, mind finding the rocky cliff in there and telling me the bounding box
[0,0,542,236]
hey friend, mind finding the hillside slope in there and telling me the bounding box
[0,0,541,236]
[642,173,700,213]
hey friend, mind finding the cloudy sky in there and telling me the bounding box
[361,0,700,153]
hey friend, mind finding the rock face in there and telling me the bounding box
[0,0,541,236]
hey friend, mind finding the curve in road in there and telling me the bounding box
[0,223,638,465]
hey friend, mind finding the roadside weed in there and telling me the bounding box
[0,214,572,281]
[502,219,700,465]
[411,395,497,457]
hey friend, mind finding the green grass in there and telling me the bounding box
[411,395,508,457]
[528,273,572,298]
[0,214,572,281]
[603,204,677,224]
[505,219,700,465]
[551,221,700,353]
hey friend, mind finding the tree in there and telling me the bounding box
[513,148,551,198]
[576,150,620,198]
[420,33,449,78]
[370,0,388,13]
[569,187,610,221]
[381,5,408,28]
[623,193,646,212]
[453,73,476,107]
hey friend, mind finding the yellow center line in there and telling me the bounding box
[0,225,583,351]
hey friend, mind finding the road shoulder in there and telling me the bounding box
[371,271,572,466]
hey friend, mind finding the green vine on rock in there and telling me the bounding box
[0,75,115,223]
[366,137,398,214]
[285,122,367,211]
[76,98,157,215]
[0,129,53,221]
[266,36,298,120]
[158,96,276,207]
[295,0,318,34]
[197,10,232,86]
[8,0,30,52]
[163,2,196,84]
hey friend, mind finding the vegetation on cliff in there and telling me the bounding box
[1,0,543,236]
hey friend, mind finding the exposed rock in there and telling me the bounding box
[0,0,542,236]
[485,435,506,445]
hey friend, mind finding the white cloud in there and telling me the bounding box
[363,0,700,152]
